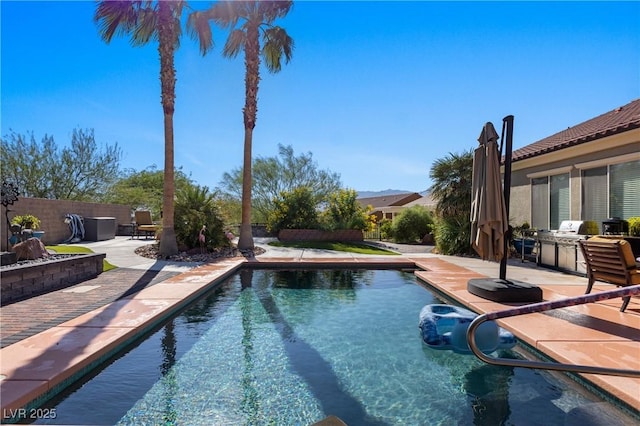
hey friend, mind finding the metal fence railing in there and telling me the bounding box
[467,284,640,377]
[363,229,381,240]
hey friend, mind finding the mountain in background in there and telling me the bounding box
[357,189,430,198]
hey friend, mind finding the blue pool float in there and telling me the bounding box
[419,304,516,354]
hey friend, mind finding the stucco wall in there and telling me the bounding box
[508,138,640,229]
[1,198,131,249]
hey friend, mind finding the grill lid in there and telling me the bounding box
[557,220,585,233]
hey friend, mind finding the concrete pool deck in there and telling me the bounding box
[0,236,638,422]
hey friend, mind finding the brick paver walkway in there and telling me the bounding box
[0,268,179,348]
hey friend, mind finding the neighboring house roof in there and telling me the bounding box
[404,193,437,209]
[512,98,640,162]
[357,192,422,209]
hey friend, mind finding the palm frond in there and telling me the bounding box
[209,0,243,28]
[129,6,156,45]
[261,26,293,73]
[223,29,246,58]
[94,1,139,43]
[186,10,215,55]
[260,1,293,24]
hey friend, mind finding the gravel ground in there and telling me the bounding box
[1,244,265,270]
[0,253,81,270]
[134,243,265,262]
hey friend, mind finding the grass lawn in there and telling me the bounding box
[46,245,117,272]
[268,240,399,255]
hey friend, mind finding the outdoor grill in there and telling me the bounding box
[537,221,591,275]
[602,217,629,235]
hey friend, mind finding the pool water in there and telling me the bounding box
[34,269,629,425]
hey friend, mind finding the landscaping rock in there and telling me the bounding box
[11,237,49,261]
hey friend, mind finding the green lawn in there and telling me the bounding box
[267,240,399,255]
[46,245,117,272]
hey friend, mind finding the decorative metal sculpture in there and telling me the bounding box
[2,181,21,246]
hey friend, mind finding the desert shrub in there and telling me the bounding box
[628,217,640,237]
[267,187,319,234]
[174,185,226,250]
[321,188,374,231]
[392,206,434,243]
[434,215,473,255]
[379,218,394,240]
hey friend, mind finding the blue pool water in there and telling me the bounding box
[35,269,630,425]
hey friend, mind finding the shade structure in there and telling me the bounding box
[467,118,543,303]
[470,122,508,262]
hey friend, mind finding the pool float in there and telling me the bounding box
[418,304,516,354]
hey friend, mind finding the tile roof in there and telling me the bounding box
[512,98,640,162]
[357,192,422,208]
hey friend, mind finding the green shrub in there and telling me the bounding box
[11,214,41,230]
[434,215,473,255]
[174,185,226,250]
[379,218,393,240]
[628,217,640,237]
[320,188,372,231]
[392,206,434,243]
[267,187,319,234]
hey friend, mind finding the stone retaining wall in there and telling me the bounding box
[0,253,106,305]
[278,229,364,242]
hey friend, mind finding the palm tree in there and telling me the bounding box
[194,1,294,250]
[429,150,474,218]
[95,1,212,257]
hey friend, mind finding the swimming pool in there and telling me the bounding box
[34,269,630,425]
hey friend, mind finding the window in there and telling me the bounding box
[531,177,549,230]
[581,159,640,230]
[581,167,607,232]
[610,160,640,219]
[530,173,570,230]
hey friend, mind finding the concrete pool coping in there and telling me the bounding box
[0,238,638,421]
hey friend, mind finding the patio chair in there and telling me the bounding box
[579,237,640,312]
[134,210,159,240]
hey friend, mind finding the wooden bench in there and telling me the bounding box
[579,237,640,312]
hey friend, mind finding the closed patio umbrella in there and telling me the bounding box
[467,117,542,303]
[470,122,508,262]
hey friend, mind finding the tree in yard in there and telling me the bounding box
[321,188,374,231]
[266,187,318,234]
[429,150,474,218]
[429,149,474,255]
[195,1,294,250]
[391,205,434,243]
[219,144,341,223]
[0,128,121,201]
[95,0,211,258]
[103,166,194,220]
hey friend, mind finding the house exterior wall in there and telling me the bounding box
[508,129,640,229]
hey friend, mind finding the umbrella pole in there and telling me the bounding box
[499,115,514,281]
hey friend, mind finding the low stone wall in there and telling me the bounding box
[1,198,131,249]
[0,253,106,305]
[278,229,364,242]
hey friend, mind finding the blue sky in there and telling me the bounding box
[2,1,638,194]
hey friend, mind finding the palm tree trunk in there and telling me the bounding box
[238,127,254,249]
[237,23,261,251]
[158,0,178,257]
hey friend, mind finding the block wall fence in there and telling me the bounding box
[1,198,131,250]
[278,229,364,242]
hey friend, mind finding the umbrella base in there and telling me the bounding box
[467,278,543,303]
